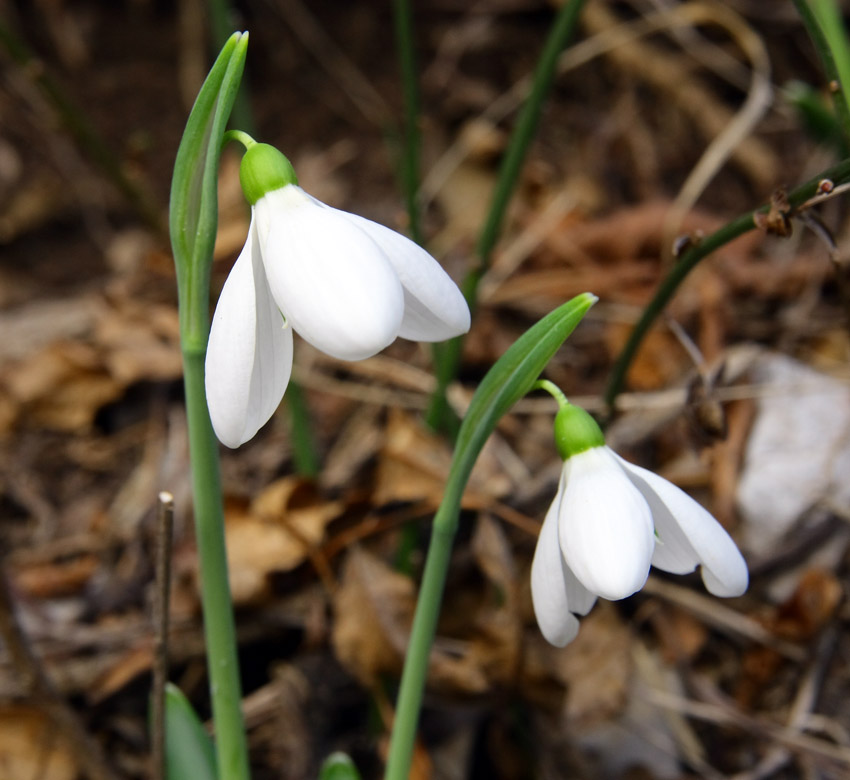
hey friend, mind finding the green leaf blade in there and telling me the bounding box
[164,683,218,780]
[169,31,248,347]
[443,292,597,519]
[318,752,363,780]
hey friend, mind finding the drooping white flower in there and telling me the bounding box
[205,143,470,448]
[531,401,748,647]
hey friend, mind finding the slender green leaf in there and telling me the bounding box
[812,0,850,126]
[164,683,218,780]
[785,80,848,156]
[169,31,248,347]
[385,293,597,780]
[793,0,850,150]
[443,292,597,516]
[318,752,362,780]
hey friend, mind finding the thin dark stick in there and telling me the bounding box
[0,565,117,780]
[152,491,175,780]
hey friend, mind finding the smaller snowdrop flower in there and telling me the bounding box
[205,140,471,447]
[531,383,748,647]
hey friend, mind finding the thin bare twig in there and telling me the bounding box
[152,491,175,780]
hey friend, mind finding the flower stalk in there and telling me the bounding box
[169,33,251,780]
[181,350,250,780]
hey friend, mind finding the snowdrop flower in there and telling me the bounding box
[531,393,748,647]
[205,142,470,447]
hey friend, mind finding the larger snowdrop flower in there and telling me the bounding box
[531,400,748,647]
[205,142,470,447]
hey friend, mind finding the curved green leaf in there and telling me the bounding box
[169,31,248,348]
[164,683,218,780]
[440,291,597,529]
[385,292,597,780]
[318,752,362,780]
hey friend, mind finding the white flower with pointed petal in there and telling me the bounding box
[531,401,748,647]
[205,143,470,447]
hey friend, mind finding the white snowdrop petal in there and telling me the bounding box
[205,220,293,447]
[257,187,404,361]
[559,447,654,601]
[615,458,700,576]
[562,555,598,616]
[341,212,471,341]
[617,456,748,597]
[531,481,581,647]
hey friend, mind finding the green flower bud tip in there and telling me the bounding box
[553,403,605,460]
[239,143,298,205]
[319,752,362,780]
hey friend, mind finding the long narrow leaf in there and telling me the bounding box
[169,31,248,347]
[164,683,218,780]
[385,292,597,780]
[319,753,362,780]
[444,292,597,515]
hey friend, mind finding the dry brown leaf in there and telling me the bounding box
[432,159,497,255]
[605,322,688,393]
[426,639,490,695]
[466,515,522,685]
[0,295,103,363]
[653,608,710,664]
[0,706,78,780]
[333,517,526,695]
[770,569,843,642]
[89,644,153,704]
[738,569,842,706]
[374,409,510,507]
[225,477,343,605]
[11,555,99,599]
[374,409,453,506]
[4,341,123,432]
[94,300,181,384]
[559,605,633,728]
[523,604,632,728]
[332,547,414,685]
[335,520,523,695]
[0,294,182,433]
[320,404,384,491]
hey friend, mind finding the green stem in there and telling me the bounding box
[794,0,850,149]
[283,380,319,478]
[424,0,587,431]
[182,348,251,780]
[393,0,423,246]
[383,489,464,780]
[223,129,257,150]
[604,157,850,411]
[532,379,569,408]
